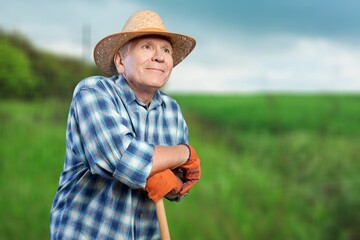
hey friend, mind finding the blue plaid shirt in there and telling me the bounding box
[50,75,188,239]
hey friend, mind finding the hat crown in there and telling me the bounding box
[122,10,167,32]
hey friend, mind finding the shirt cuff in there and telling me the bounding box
[113,140,154,189]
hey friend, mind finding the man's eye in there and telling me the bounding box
[163,48,172,54]
[142,44,151,49]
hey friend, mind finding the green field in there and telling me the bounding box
[1,95,359,240]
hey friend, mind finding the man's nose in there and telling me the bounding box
[151,48,165,62]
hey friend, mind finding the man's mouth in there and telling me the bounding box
[147,67,164,73]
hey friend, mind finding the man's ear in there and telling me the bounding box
[114,51,125,74]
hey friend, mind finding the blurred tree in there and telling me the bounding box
[0,28,100,100]
[0,37,37,98]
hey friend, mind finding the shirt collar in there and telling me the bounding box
[115,75,165,110]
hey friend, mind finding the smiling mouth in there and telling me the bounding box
[147,68,164,73]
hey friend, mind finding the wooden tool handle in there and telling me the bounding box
[155,198,171,240]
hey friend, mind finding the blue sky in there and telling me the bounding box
[1,0,360,92]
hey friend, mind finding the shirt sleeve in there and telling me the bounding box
[72,86,153,189]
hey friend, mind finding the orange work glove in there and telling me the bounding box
[145,169,183,202]
[178,144,201,196]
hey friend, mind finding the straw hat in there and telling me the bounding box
[93,10,196,76]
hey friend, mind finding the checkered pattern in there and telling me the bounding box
[50,75,188,239]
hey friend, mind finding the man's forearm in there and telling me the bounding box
[150,145,189,175]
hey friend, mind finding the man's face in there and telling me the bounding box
[119,36,174,95]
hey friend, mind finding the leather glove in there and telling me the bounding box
[164,169,186,202]
[178,144,201,196]
[145,169,183,202]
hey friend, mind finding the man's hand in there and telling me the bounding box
[178,144,201,196]
[145,169,182,202]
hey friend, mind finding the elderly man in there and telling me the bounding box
[50,10,201,239]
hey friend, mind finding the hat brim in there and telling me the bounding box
[93,30,196,76]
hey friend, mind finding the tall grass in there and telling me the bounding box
[171,94,360,240]
[1,95,359,239]
[0,100,68,239]
[176,94,360,136]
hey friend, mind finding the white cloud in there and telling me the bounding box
[42,41,83,58]
[0,0,146,62]
[167,33,360,92]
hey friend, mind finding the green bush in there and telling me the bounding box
[0,37,37,98]
[0,29,100,99]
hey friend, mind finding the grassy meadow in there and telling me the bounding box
[1,94,359,239]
